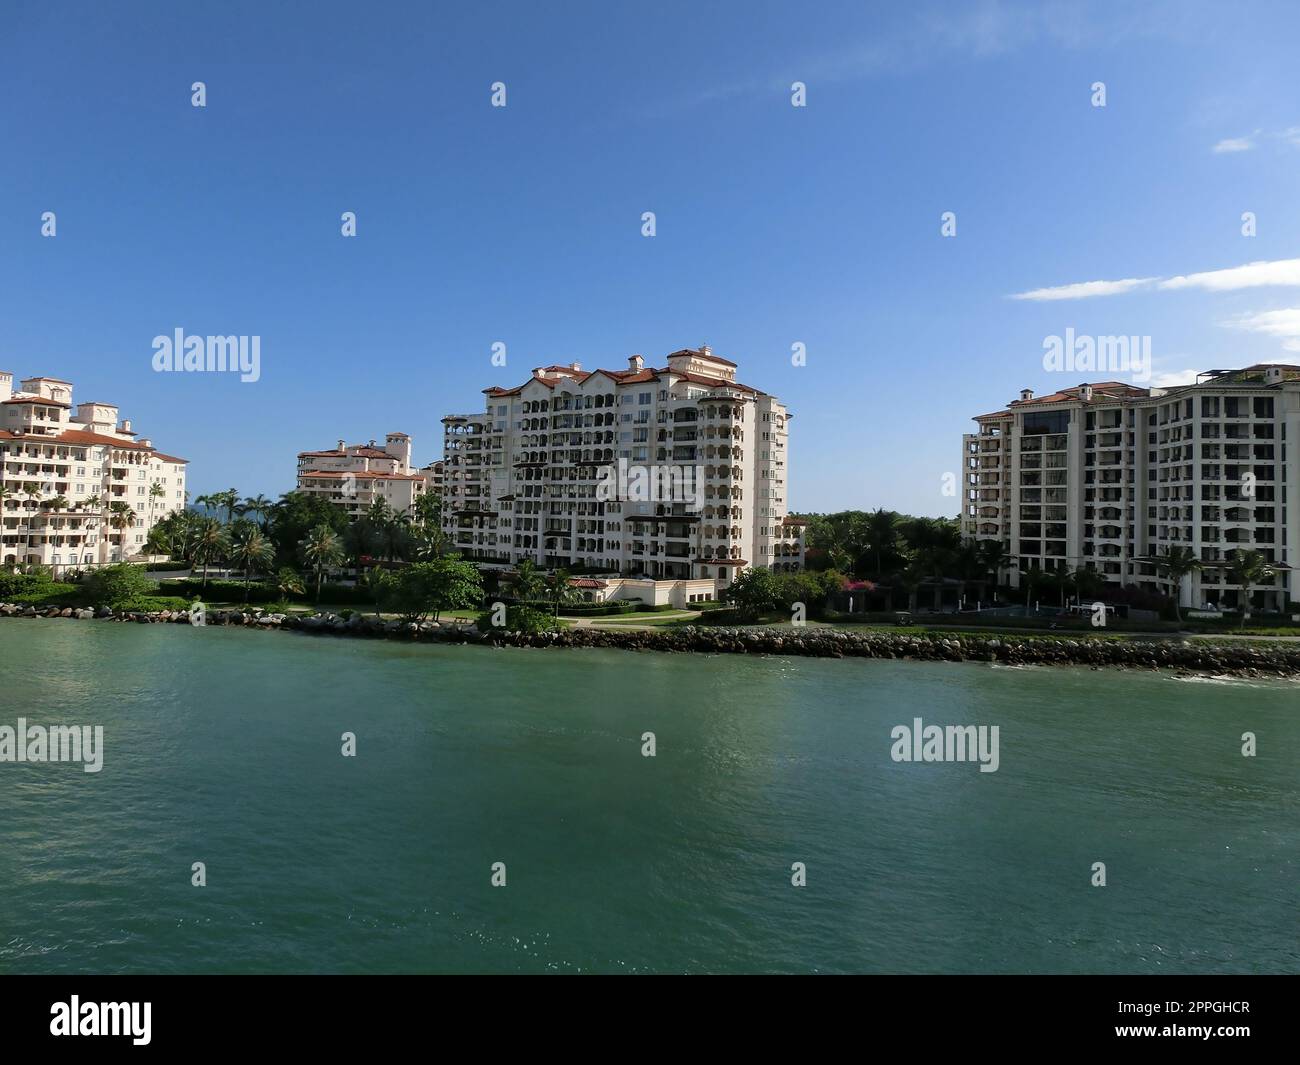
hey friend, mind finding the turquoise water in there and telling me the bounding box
[0,620,1296,974]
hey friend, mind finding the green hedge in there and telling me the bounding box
[477,605,557,633]
[116,596,193,612]
[0,572,56,599]
[499,599,682,617]
[154,577,377,606]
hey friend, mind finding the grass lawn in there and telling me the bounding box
[595,613,699,627]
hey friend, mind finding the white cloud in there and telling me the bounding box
[1010,257,1300,302]
[1224,308,1300,352]
[1149,368,1210,388]
[647,1,1188,117]
[1009,277,1156,301]
[1158,258,1300,292]
[1212,135,1255,153]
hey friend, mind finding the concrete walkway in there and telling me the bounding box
[577,610,702,631]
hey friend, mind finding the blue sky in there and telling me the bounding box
[3,0,1299,516]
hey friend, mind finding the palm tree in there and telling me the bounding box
[1227,549,1275,629]
[382,512,411,562]
[108,501,137,560]
[192,517,228,589]
[43,495,70,572]
[148,479,165,540]
[1018,565,1036,616]
[21,482,41,565]
[413,490,442,532]
[219,489,240,524]
[895,561,927,614]
[976,539,1012,591]
[229,527,276,603]
[864,509,897,578]
[363,565,390,618]
[1040,568,1069,609]
[343,520,379,576]
[826,544,853,574]
[300,524,343,602]
[1072,565,1105,608]
[511,559,545,603]
[542,568,579,619]
[0,485,10,564]
[275,567,306,601]
[242,494,273,526]
[145,525,171,557]
[1146,546,1202,623]
[411,525,449,561]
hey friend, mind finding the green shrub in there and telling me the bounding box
[499,598,641,617]
[142,561,191,572]
[317,582,379,606]
[115,596,192,612]
[0,570,57,600]
[83,563,157,608]
[9,583,82,608]
[155,577,285,604]
[694,607,744,626]
[476,605,557,634]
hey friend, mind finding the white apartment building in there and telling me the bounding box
[962,365,1300,612]
[441,347,803,592]
[0,372,189,571]
[296,433,435,519]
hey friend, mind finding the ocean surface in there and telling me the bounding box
[1,620,1296,974]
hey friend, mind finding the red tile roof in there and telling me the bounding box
[667,347,738,368]
[1010,382,1149,406]
[976,381,1152,419]
[0,427,184,461]
[299,471,425,481]
[485,366,762,398]
[298,446,391,459]
[46,429,151,449]
[3,395,70,407]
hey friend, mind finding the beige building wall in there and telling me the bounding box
[0,372,188,572]
[295,433,434,520]
[441,347,803,588]
[963,366,1300,612]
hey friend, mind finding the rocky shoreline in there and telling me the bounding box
[4,601,1299,679]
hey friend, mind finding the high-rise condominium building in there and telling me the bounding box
[962,365,1300,612]
[441,347,803,588]
[296,433,435,519]
[0,372,188,571]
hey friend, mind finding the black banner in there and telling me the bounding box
[2,975,1292,1051]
